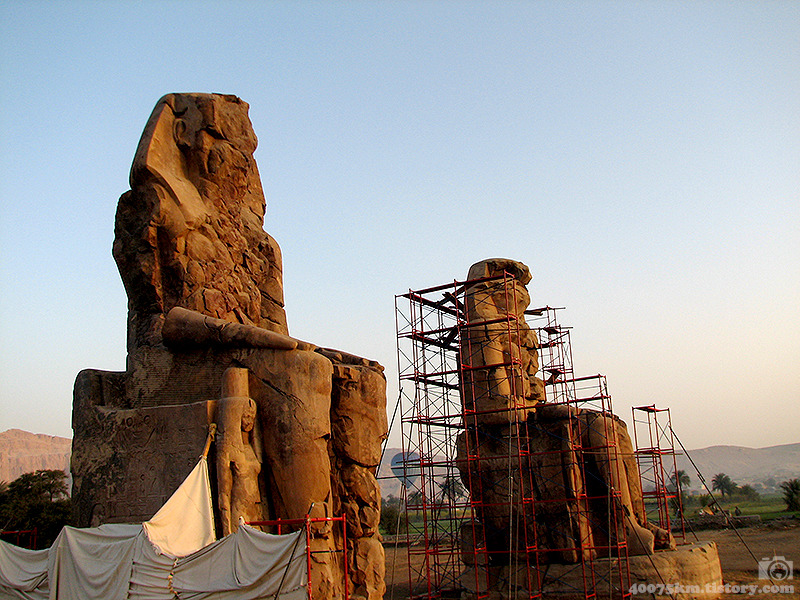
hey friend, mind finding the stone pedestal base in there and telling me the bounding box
[627,542,723,598]
[461,542,723,600]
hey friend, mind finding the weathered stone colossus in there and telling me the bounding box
[71,93,387,600]
[456,259,673,576]
[115,92,288,345]
[461,259,544,425]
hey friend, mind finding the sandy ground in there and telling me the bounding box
[383,520,799,599]
[698,520,799,599]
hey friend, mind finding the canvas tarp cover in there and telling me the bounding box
[0,458,308,600]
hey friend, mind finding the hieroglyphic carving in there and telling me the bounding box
[71,385,211,525]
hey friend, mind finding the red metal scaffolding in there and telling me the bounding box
[247,515,349,600]
[395,272,633,600]
[0,529,38,550]
[631,405,687,544]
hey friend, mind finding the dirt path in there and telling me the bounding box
[383,521,799,599]
[695,521,799,598]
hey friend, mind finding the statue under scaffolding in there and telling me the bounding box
[393,258,722,600]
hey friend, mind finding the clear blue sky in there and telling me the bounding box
[1,1,797,451]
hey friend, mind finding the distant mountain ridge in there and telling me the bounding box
[0,429,71,484]
[378,442,800,498]
[675,442,800,490]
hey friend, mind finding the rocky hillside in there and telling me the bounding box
[675,442,800,491]
[0,429,71,484]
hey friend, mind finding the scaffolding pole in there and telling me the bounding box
[631,405,687,544]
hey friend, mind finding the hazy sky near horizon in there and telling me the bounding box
[0,1,797,451]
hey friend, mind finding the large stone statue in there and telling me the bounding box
[71,93,387,600]
[115,93,288,345]
[456,259,673,576]
[449,260,729,600]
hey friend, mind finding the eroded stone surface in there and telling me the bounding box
[214,368,264,535]
[460,541,723,599]
[71,93,387,600]
[331,362,388,468]
[114,93,288,353]
[456,258,675,582]
[350,537,386,600]
[462,259,543,425]
[241,348,335,521]
[71,368,212,526]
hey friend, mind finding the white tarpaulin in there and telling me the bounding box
[142,458,215,557]
[48,524,141,600]
[0,458,308,600]
[0,543,48,599]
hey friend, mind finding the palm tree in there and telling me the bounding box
[737,484,759,501]
[711,473,736,498]
[780,479,800,511]
[407,489,424,507]
[667,470,690,517]
[439,475,466,503]
[670,469,690,491]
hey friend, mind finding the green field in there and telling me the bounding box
[384,495,799,537]
[648,494,800,522]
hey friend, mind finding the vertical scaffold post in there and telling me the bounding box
[632,405,686,544]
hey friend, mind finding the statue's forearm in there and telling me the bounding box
[162,307,305,350]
